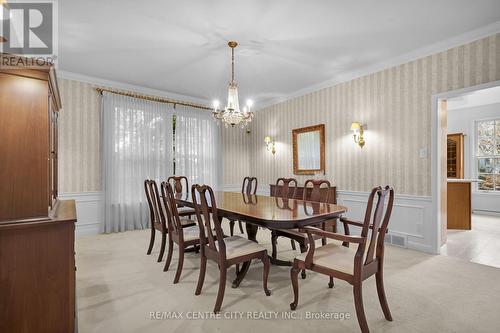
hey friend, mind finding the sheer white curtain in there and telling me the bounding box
[174,105,221,189]
[102,92,173,233]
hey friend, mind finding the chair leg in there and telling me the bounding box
[147,228,155,255]
[353,282,370,333]
[376,270,393,321]
[163,239,174,272]
[321,222,327,246]
[290,239,296,251]
[173,246,185,284]
[262,254,272,296]
[238,221,244,234]
[328,276,334,288]
[299,244,307,279]
[195,254,207,295]
[290,261,300,310]
[229,220,235,236]
[271,232,278,259]
[157,232,166,262]
[214,267,227,313]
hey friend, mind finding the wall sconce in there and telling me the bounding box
[264,136,276,155]
[350,122,366,148]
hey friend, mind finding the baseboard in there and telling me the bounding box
[473,210,500,217]
[59,192,103,237]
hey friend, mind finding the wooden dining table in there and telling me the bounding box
[174,191,347,288]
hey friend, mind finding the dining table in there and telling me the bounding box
[174,191,347,288]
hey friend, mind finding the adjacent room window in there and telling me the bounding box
[476,119,500,191]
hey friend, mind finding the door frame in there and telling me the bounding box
[431,79,500,254]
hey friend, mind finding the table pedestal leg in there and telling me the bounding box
[232,223,258,288]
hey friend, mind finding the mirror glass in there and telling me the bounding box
[292,124,325,175]
[297,130,321,170]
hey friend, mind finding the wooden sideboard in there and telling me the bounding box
[0,54,77,333]
[270,183,337,204]
[0,200,77,333]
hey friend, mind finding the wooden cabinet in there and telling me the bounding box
[447,133,464,179]
[0,58,61,221]
[0,200,77,333]
[0,54,76,333]
[447,181,472,230]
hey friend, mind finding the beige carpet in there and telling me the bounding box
[76,226,500,333]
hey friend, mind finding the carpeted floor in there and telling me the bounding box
[76,226,500,333]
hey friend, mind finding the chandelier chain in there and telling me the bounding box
[231,46,235,83]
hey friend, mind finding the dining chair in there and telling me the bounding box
[191,184,271,313]
[273,178,299,250]
[167,176,195,218]
[145,179,196,263]
[161,181,201,283]
[271,179,331,278]
[289,186,395,333]
[275,177,298,199]
[229,176,258,236]
[144,179,168,262]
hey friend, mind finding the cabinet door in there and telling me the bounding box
[0,73,50,221]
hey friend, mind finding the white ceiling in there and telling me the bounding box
[59,0,500,107]
[448,86,500,111]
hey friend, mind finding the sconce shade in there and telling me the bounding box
[350,122,361,131]
[264,136,272,144]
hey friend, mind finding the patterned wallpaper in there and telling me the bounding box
[58,79,101,193]
[57,34,500,195]
[222,34,500,196]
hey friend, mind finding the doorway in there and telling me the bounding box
[433,81,500,268]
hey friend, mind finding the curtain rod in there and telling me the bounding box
[95,87,212,111]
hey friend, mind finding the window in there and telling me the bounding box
[476,119,500,191]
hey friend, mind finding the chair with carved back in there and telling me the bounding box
[271,178,299,250]
[145,179,196,263]
[271,179,331,278]
[191,184,271,313]
[167,176,195,218]
[160,181,201,283]
[229,177,258,236]
[290,186,395,333]
[143,180,184,262]
[144,179,168,262]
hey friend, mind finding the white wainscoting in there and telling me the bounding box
[336,191,433,253]
[59,192,103,237]
[222,185,434,253]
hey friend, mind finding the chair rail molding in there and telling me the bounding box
[59,191,103,236]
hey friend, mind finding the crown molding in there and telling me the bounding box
[57,70,211,106]
[255,21,500,111]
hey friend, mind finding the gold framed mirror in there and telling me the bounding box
[292,124,325,175]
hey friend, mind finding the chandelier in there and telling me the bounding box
[212,41,254,128]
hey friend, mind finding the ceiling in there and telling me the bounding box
[59,0,500,107]
[448,86,500,111]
